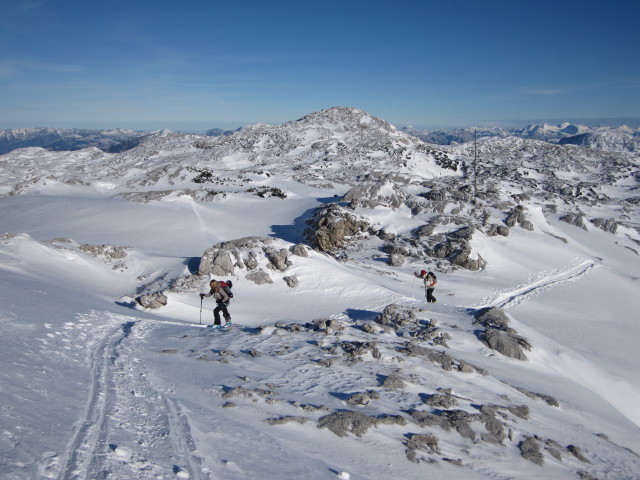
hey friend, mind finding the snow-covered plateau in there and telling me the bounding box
[1,107,639,479]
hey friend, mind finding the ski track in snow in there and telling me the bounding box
[472,257,600,311]
[56,313,208,480]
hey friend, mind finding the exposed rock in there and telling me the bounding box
[474,307,532,360]
[441,409,479,440]
[518,436,544,465]
[304,204,371,252]
[577,471,599,480]
[380,373,406,390]
[567,444,591,463]
[405,433,440,462]
[590,217,618,234]
[198,236,276,276]
[507,405,530,420]
[474,307,513,331]
[424,393,458,408]
[198,249,235,276]
[486,223,510,237]
[339,341,381,359]
[79,243,129,261]
[266,247,291,271]
[136,292,167,309]
[312,318,346,333]
[346,392,375,406]
[505,205,534,231]
[221,386,255,399]
[341,173,408,209]
[317,411,380,437]
[410,409,481,440]
[169,273,202,292]
[484,330,532,361]
[388,253,405,266]
[514,386,560,407]
[244,251,259,270]
[246,270,273,285]
[375,304,417,328]
[560,212,588,231]
[290,243,309,257]
[404,345,454,371]
[428,226,487,271]
[283,275,298,288]
[362,322,379,334]
[266,416,308,425]
[482,415,506,444]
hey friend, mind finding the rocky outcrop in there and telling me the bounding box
[137,236,307,308]
[428,226,486,271]
[304,204,371,252]
[486,223,510,237]
[559,212,588,231]
[341,172,409,209]
[136,292,167,309]
[505,206,534,231]
[474,307,532,360]
[317,410,405,437]
[590,217,618,234]
[246,270,273,285]
[198,236,272,276]
[519,436,544,465]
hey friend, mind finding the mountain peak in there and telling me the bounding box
[288,106,399,136]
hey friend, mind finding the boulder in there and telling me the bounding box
[559,212,588,231]
[136,292,167,309]
[246,270,273,285]
[198,249,235,276]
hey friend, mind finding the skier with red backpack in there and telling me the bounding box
[200,279,233,327]
[414,270,437,303]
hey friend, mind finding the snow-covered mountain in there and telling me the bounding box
[559,126,640,152]
[1,106,639,479]
[5,115,639,156]
[404,123,640,152]
[0,127,147,154]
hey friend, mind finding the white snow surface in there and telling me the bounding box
[1,108,639,480]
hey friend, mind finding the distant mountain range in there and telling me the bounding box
[401,123,640,152]
[1,119,639,156]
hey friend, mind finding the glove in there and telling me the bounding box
[199,293,205,298]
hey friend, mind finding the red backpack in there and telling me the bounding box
[219,280,234,299]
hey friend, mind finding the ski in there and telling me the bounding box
[150,319,210,328]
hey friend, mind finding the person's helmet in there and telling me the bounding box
[420,270,427,276]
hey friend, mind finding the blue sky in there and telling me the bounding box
[1,0,639,132]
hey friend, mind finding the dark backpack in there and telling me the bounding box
[427,272,437,286]
[220,280,233,299]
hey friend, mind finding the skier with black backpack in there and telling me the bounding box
[200,279,233,327]
[414,270,437,303]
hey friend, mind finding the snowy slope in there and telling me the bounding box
[1,107,639,480]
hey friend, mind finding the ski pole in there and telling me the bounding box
[199,295,203,325]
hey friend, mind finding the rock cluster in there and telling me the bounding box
[304,204,372,252]
[473,307,532,360]
[191,303,584,473]
[137,236,310,308]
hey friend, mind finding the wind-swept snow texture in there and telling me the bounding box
[1,107,639,479]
